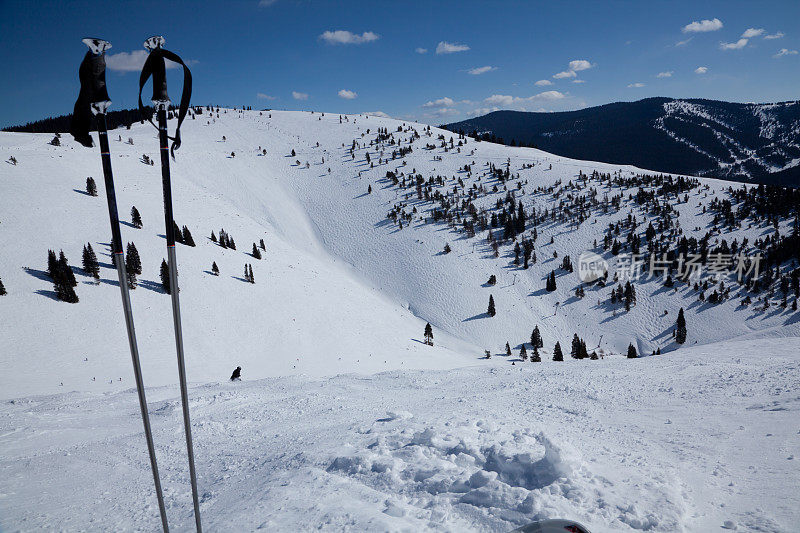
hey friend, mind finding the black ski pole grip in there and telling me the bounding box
[70,38,112,147]
[139,35,192,159]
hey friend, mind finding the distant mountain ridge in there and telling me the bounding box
[444,97,800,185]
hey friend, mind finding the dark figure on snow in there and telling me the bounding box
[230,366,241,381]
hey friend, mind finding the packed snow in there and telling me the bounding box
[1,108,798,531]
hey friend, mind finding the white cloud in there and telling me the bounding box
[484,91,565,107]
[258,0,278,5]
[485,94,515,106]
[774,48,798,57]
[741,28,764,38]
[764,31,784,40]
[338,89,357,99]
[467,66,496,75]
[422,97,456,108]
[568,59,592,72]
[436,41,470,54]
[292,91,309,100]
[552,59,592,79]
[533,90,566,100]
[676,37,693,46]
[572,79,586,84]
[105,51,198,72]
[257,93,276,100]
[469,107,500,116]
[415,47,428,54]
[553,70,576,79]
[682,18,723,33]
[430,108,459,117]
[695,66,708,74]
[656,71,674,78]
[534,79,553,86]
[364,111,390,118]
[319,30,379,45]
[720,38,748,50]
[627,82,645,88]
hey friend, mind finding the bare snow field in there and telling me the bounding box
[1,108,799,531]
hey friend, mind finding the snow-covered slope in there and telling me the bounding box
[1,108,798,400]
[2,337,798,532]
[1,108,799,532]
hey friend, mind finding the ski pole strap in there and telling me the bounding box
[70,50,111,148]
[138,48,192,158]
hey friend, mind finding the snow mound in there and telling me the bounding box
[327,418,684,531]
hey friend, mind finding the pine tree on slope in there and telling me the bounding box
[553,342,563,361]
[424,323,434,345]
[131,206,142,229]
[160,259,170,294]
[675,307,687,344]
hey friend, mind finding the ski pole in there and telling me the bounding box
[70,38,170,533]
[139,35,202,533]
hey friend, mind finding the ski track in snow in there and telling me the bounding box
[1,109,799,531]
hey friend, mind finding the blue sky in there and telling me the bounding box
[1,0,798,128]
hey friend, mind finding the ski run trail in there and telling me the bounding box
[1,109,798,531]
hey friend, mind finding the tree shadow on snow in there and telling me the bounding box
[463,313,489,322]
[23,267,51,282]
[138,280,166,294]
[35,289,59,301]
[73,188,93,197]
[232,276,251,283]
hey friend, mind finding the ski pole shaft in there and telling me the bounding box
[157,106,202,533]
[97,114,170,533]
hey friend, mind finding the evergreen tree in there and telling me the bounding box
[570,334,581,359]
[182,226,196,247]
[125,243,141,288]
[487,294,496,317]
[520,344,528,361]
[675,307,687,344]
[160,259,170,294]
[545,270,557,292]
[211,231,217,243]
[172,221,184,244]
[47,249,58,279]
[531,344,541,362]
[82,243,100,279]
[252,243,262,260]
[424,323,434,346]
[131,206,142,228]
[553,341,564,361]
[0,276,6,296]
[86,177,98,196]
[249,264,255,283]
[58,251,77,288]
[212,262,219,276]
[51,251,78,302]
[627,343,638,358]
[126,243,142,275]
[259,238,266,250]
[487,274,497,285]
[505,342,512,357]
[531,325,543,349]
[443,243,451,254]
